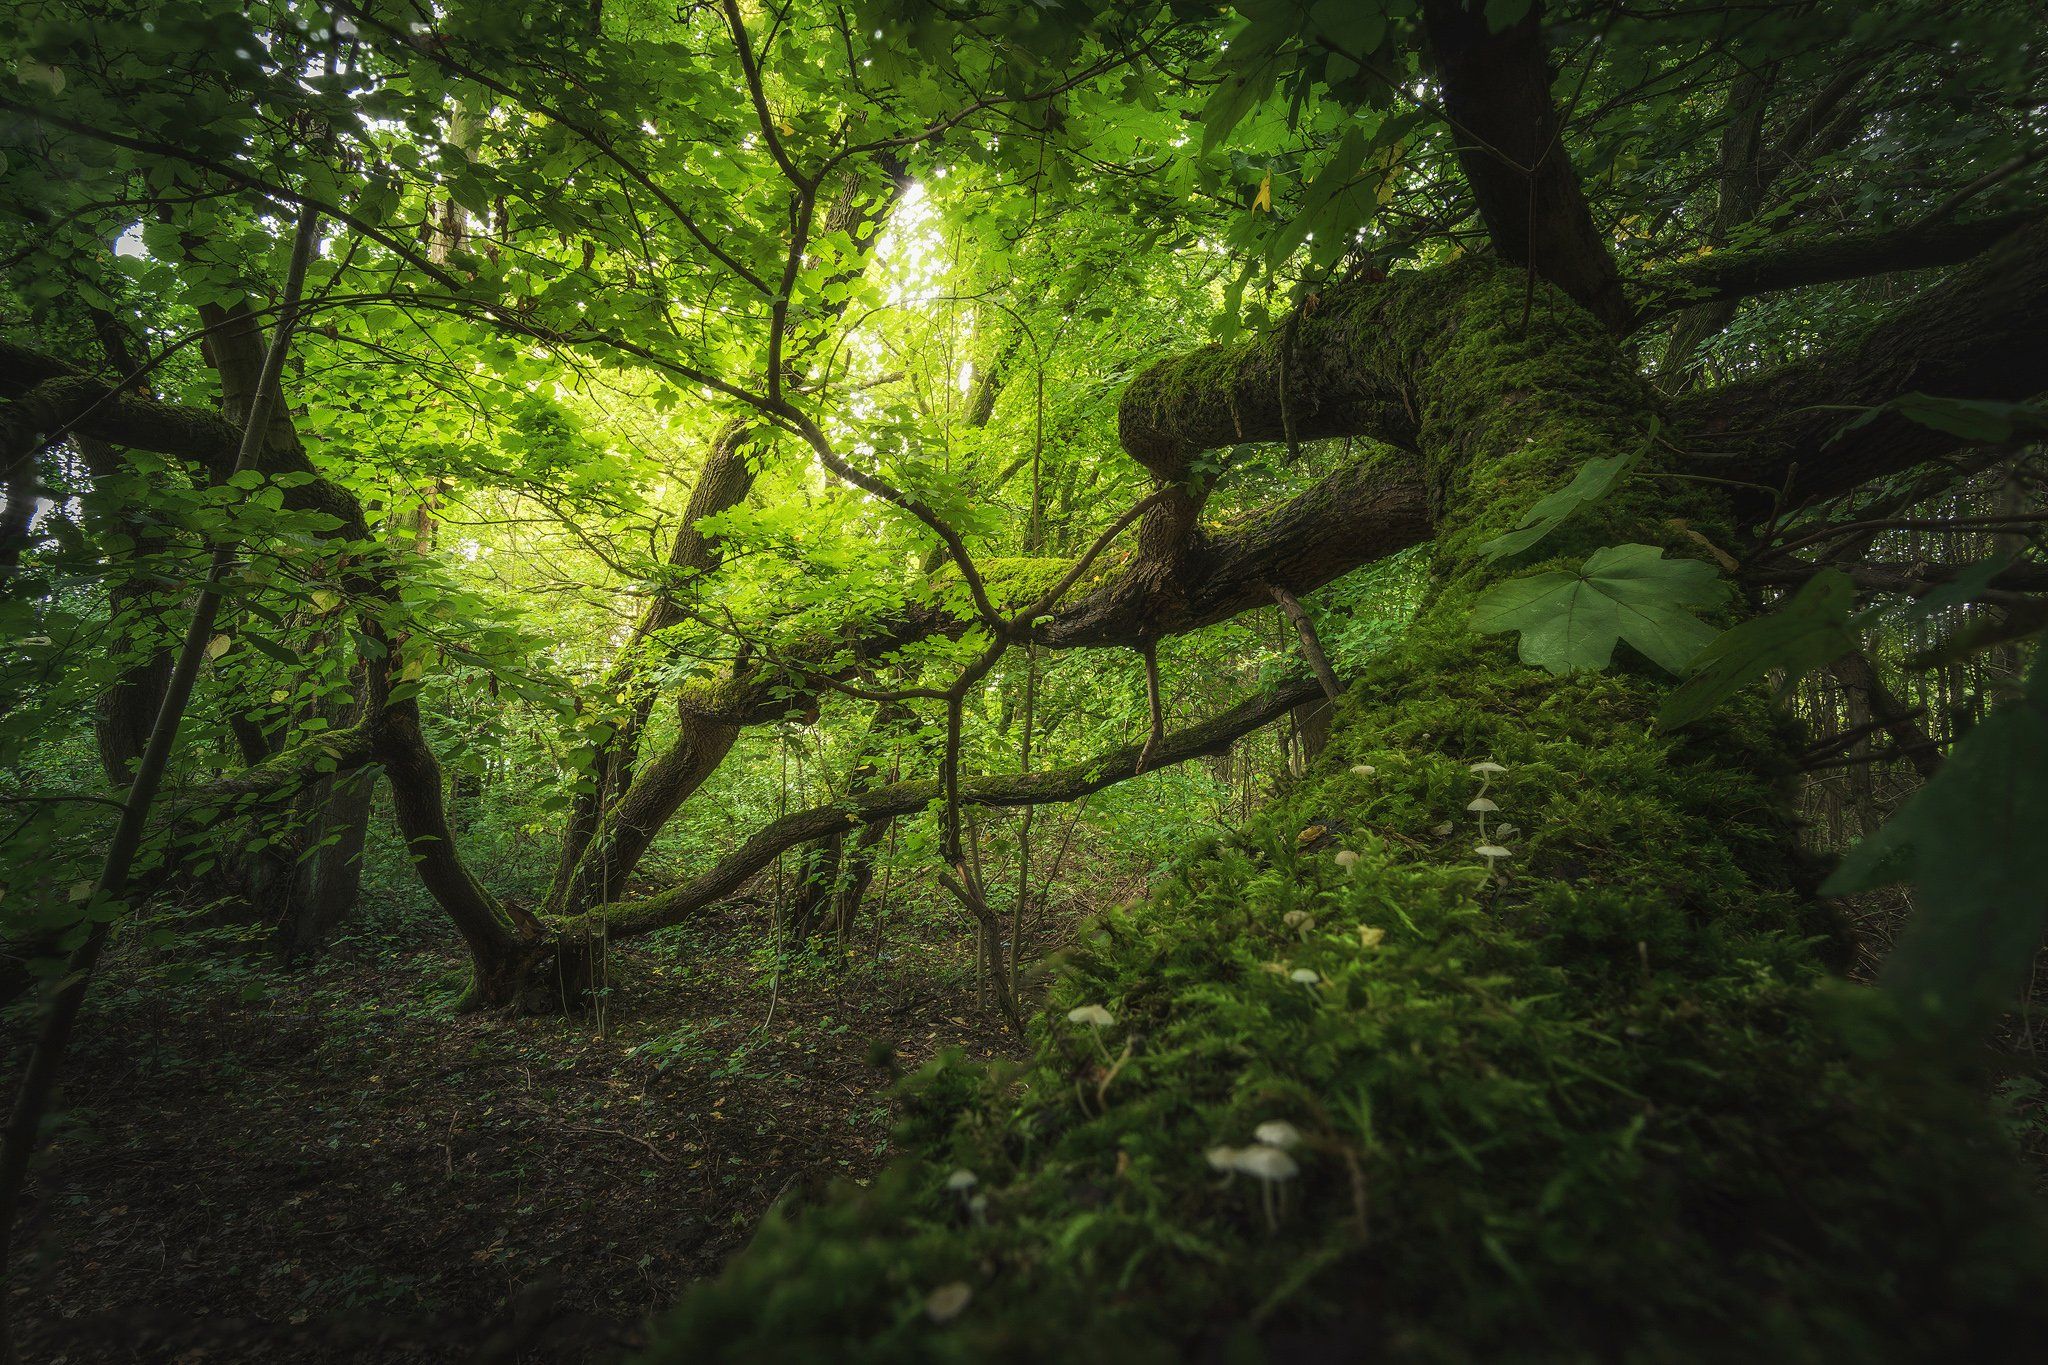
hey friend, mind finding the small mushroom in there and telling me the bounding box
[925,1281,973,1323]
[1333,848,1361,872]
[1432,820,1456,837]
[1066,1004,1115,1028]
[1206,1144,1243,1173]
[1496,823,1519,841]
[1282,909,1316,936]
[1475,843,1511,879]
[1290,967,1321,986]
[945,1169,979,1193]
[1468,760,1508,776]
[1253,1120,1303,1150]
[1232,1143,1301,1229]
[1465,796,1498,813]
[1349,763,1376,777]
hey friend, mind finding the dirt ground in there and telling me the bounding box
[7,896,1027,1364]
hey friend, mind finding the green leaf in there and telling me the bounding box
[1656,570,1861,730]
[1472,544,1723,676]
[1839,393,2048,444]
[1826,653,2048,1032]
[1479,447,1638,562]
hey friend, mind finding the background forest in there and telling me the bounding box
[2,0,2046,1360]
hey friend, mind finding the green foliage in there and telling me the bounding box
[1657,570,1863,730]
[1470,544,1724,676]
[1478,445,1642,563]
[1826,653,2048,1034]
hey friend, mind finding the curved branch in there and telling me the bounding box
[565,676,1323,941]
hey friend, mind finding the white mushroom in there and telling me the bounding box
[1496,823,1519,841]
[925,1281,973,1323]
[1233,1144,1300,1180]
[1232,1143,1301,1229]
[1350,763,1376,777]
[945,1169,979,1193]
[1290,967,1321,986]
[1475,843,1511,879]
[1206,1144,1243,1173]
[1253,1120,1303,1150]
[1282,909,1315,935]
[1465,796,1498,813]
[1468,760,1508,776]
[1333,849,1361,872]
[1066,1004,1115,1028]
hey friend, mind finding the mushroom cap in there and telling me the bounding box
[1232,1144,1301,1181]
[925,1281,974,1323]
[945,1169,979,1191]
[1205,1144,1242,1172]
[1432,821,1456,837]
[1349,763,1377,776]
[1290,967,1321,985]
[1333,849,1361,870]
[1282,910,1315,930]
[1469,760,1508,774]
[1466,796,1498,812]
[1496,823,1519,840]
[1066,1004,1115,1028]
[1254,1120,1304,1149]
[1474,843,1511,859]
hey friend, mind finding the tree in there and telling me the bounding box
[3,0,2047,1357]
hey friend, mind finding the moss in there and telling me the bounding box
[641,263,2048,1363]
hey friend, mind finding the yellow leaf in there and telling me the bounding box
[778,119,794,138]
[205,634,232,660]
[310,589,340,614]
[1252,169,1272,213]
[270,689,290,703]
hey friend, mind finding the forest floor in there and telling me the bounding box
[8,891,1039,1364]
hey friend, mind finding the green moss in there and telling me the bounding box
[642,263,2048,1363]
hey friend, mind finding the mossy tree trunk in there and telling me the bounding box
[643,259,2047,1361]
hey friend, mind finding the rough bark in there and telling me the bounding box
[1421,0,1633,334]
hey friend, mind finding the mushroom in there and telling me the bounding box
[925,1281,973,1323]
[1282,909,1316,936]
[945,1169,979,1193]
[1206,1144,1243,1174]
[1350,763,1376,777]
[1468,760,1508,776]
[1333,848,1361,872]
[1475,843,1511,879]
[1232,1143,1301,1229]
[1066,1004,1115,1028]
[1253,1120,1303,1150]
[1290,967,1321,986]
[1465,796,1498,813]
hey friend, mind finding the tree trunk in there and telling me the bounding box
[644,260,2047,1360]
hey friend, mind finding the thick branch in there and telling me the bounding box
[1420,0,1633,333]
[1634,209,2043,327]
[1675,215,2048,506]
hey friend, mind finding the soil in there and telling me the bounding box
[7,895,1030,1364]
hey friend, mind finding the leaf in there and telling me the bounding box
[1472,544,1723,676]
[1252,169,1273,214]
[1657,570,1862,730]
[205,634,232,660]
[1825,653,2048,1032]
[1837,392,2048,445]
[1479,448,1638,562]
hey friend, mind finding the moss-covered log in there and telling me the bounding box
[641,260,2048,1361]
